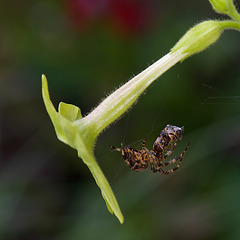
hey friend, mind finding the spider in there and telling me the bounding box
[110,124,190,175]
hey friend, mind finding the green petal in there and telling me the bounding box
[42,74,124,223]
[42,74,67,144]
[59,102,82,122]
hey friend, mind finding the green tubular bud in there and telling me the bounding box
[171,20,224,61]
[209,0,240,22]
[209,0,232,15]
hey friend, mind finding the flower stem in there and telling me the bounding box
[77,48,188,139]
[228,2,240,22]
[219,20,240,31]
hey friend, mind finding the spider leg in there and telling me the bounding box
[150,165,157,173]
[141,138,147,149]
[158,168,166,175]
[109,146,122,152]
[158,161,181,175]
[132,161,140,170]
[148,153,158,173]
[161,141,178,162]
[110,145,120,151]
[154,141,177,172]
[162,142,190,167]
[110,143,125,156]
[159,143,190,175]
[167,138,177,150]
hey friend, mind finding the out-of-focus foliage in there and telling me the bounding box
[0,0,240,239]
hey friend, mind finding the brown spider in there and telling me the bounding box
[110,124,190,175]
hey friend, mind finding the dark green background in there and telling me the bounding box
[1,0,240,239]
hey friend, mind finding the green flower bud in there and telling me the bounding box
[171,20,224,61]
[209,0,240,22]
[209,0,232,15]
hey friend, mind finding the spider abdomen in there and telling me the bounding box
[122,147,148,171]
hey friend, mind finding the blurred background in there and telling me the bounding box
[1,0,240,239]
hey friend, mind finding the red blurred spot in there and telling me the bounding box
[65,0,156,36]
[65,0,107,30]
[107,0,152,36]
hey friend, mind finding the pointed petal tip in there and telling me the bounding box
[41,74,47,83]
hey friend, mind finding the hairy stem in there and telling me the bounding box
[77,48,188,139]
